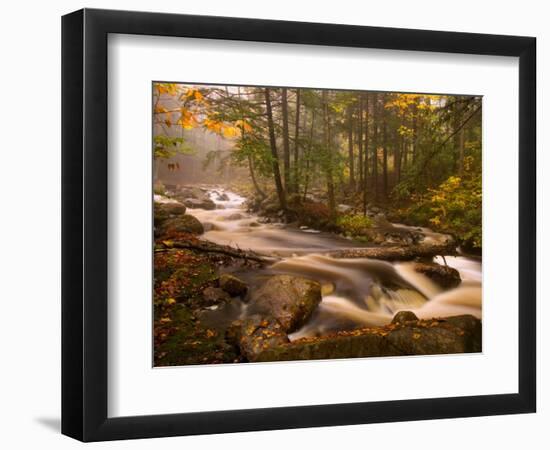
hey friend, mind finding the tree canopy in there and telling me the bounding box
[153,82,482,251]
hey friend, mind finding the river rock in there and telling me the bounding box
[262,202,280,215]
[225,213,244,221]
[413,262,461,288]
[248,275,322,333]
[202,287,231,306]
[182,198,216,210]
[337,204,353,213]
[159,214,204,235]
[176,186,203,199]
[229,315,289,362]
[217,193,230,201]
[391,310,419,324]
[219,273,248,297]
[155,201,186,216]
[154,201,187,226]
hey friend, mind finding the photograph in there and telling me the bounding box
[152,82,482,367]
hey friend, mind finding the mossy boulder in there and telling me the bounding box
[154,201,187,227]
[175,186,204,199]
[251,314,481,362]
[159,214,204,235]
[248,275,322,333]
[385,314,481,355]
[229,315,289,362]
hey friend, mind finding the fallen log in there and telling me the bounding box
[155,239,275,264]
[326,239,457,261]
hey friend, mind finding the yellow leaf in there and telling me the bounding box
[205,329,216,338]
[162,240,174,248]
[235,120,253,133]
[222,126,238,138]
[166,298,176,305]
[159,317,171,324]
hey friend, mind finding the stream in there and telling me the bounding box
[167,187,482,340]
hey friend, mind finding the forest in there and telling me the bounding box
[153,82,482,367]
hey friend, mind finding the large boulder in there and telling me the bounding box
[159,214,204,235]
[413,262,461,289]
[154,201,186,227]
[251,314,481,362]
[248,275,322,333]
[219,273,248,297]
[176,186,204,199]
[155,201,186,216]
[385,314,481,355]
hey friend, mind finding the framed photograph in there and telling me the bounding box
[62,8,536,441]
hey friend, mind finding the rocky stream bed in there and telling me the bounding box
[153,185,482,366]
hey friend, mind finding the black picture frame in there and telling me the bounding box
[62,8,536,442]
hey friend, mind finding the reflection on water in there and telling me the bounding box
[173,187,482,340]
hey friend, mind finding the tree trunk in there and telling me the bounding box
[372,93,379,202]
[362,94,370,215]
[458,127,465,176]
[358,97,364,189]
[396,130,403,183]
[264,88,287,211]
[281,87,291,192]
[382,104,388,199]
[293,88,301,193]
[363,95,370,188]
[248,154,266,199]
[411,104,418,164]
[322,90,336,216]
[347,104,355,190]
[302,110,316,201]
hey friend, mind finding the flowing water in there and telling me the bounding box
[166,187,482,340]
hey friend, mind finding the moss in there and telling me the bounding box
[154,305,240,366]
[153,245,243,366]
